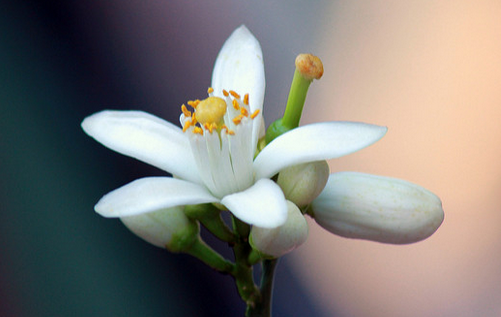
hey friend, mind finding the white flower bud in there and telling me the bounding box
[120,206,198,250]
[250,200,308,258]
[311,172,444,244]
[277,160,329,207]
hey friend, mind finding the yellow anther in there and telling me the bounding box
[191,113,197,125]
[223,90,229,97]
[232,114,244,125]
[193,127,203,135]
[187,99,201,109]
[240,107,249,117]
[207,87,214,94]
[232,99,240,110]
[195,96,227,125]
[243,94,249,105]
[222,125,235,135]
[229,90,240,99]
[203,122,218,133]
[182,120,192,132]
[181,104,192,117]
[250,109,260,119]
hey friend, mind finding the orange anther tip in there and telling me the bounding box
[223,90,229,97]
[193,127,203,135]
[229,90,240,99]
[250,110,260,119]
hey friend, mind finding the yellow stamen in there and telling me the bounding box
[182,120,192,132]
[207,87,214,94]
[240,107,249,117]
[229,90,240,99]
[181,104,192,117]
[187,99,201,109]
[195,96,227,125]
[222,125,235,135]
[232,114,244,125]
[243,94,249,105]
[232,99,240,110]
[250,109,260,119]
[223,90,229,97]
[193,127,203,135]
[203,122,218,133]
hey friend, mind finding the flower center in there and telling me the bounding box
[195,96,227,125]
[180,87,259,136]
[179,87,261,198]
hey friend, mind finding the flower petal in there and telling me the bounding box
[82,110,201,183]
[95,177,218,218]
[211,25,265,151]
[221,179,287,228]
[250,200,308,258]
[254,122,387,179]
[311,172,444,244]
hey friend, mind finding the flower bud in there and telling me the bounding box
[277,160,330,207]
[310,172,444,244]
[250,200,308,258]
[120,206,199,251]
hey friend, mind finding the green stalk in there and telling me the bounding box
[281,69,312,129]
[265,69,313,143]
[246,259,279,317]
[184,237,234,274]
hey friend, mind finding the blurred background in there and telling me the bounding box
[2,1,500,316]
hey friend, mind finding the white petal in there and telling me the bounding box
[221,179,287,228]
[254,122,387,179]
[211,25,265,151]
[311,172,444,244]
[95,177,218,218]
[82,110,201,183]
[250,200,309,258]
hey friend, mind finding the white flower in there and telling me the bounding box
[310,172,444,244]
[82,25,387,228]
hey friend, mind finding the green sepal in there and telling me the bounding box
[167,220,200,253]
[265,118,293,144]
[184,203,236,243]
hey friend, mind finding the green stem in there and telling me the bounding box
[265,69,313,143]
[231,216,260,306]
[185,237,234,274]
[184,204,236,243]
[282,69,312,129]
[246,259,279,317]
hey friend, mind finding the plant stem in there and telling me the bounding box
[185,237,234,274]
[246,259,279,317]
